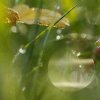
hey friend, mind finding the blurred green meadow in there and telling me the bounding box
[0,0,100,100]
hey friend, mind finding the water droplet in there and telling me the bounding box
[22,86,26,92]
[48,48,95,91]
[56,35,61,40]
[56,5,60,10]
[56,29,62,34]
[77,52,81,57]
[56,34,63,40]
[79,65,83,68]
[11,26,17,33]
[19,48,26,54]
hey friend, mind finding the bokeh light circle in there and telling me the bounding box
[48,40,95,91]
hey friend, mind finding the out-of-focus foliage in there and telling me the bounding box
[0,0,100,100]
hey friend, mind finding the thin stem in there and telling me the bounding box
[25,2,79,49]
[53,3,79,26]
[11,2,79,65]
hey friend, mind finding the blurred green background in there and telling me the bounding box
[0,0,100,100]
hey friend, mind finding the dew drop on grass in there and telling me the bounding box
[56,34,63,40]
[19,48,26,54]
[56,35,61,40]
